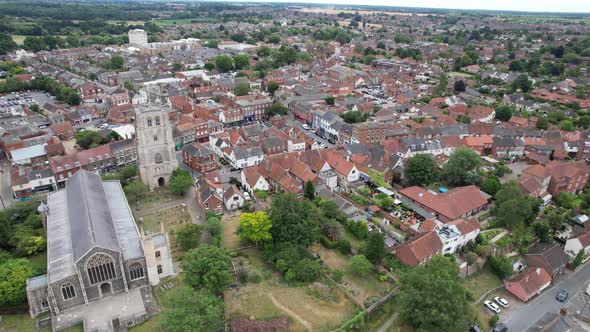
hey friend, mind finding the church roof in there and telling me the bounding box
[46,170,143,283]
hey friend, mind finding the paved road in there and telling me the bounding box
[0,163,14,208]
[503,262,590,331]
[283,117,336,148]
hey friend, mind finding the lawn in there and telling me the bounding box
[449,71,475,78]
[154,17,221,25]
[129,275,185,332]
[0,313,50,332]
[221,214,242,251]
[139,206,192,260]
[310,244,393,304]
[222,215,357,331]
[464,268,503,302]
[131,187,177,211]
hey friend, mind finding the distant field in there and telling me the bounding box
[106,20,145,25]
[155,17,221,25]
[10,35,27,45]
[449,71,475,78]
[501,15,590,24]
[298,7,431,16]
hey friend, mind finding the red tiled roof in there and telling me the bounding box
[399,185,489,221]
[396,231,443,266]
[505,266,551,300]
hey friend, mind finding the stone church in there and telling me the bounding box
[135,102,178,189]
[26,170,171,330]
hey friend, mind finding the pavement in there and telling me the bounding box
[503,262,590,331]
[283,117,336,148]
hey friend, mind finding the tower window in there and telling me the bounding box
[147,117,153,127]
[155,116,161,126]
[129,262,144,280]
[153,135,158,142]
[155,153,163,164]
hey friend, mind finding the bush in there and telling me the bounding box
[487,255,513,279]
[249,273,262,283]
[320,236,337,249]
[489,314,499,327]
[238,268,248,283]
[331,269,344,283]
[336,239,352,255]
[351,255,373,276]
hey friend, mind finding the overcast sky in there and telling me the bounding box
[240,0,590,13]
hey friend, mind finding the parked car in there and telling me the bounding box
[494,296,509,308]
[492,323,508,332]
[243,191,251,201]
[484,300,501,314]
[327,137,336,144]
[302,123,310,130]
[556,290,568,302]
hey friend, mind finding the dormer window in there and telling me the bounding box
[89,157,94,162]
[65,164,71,170]
[57,166,63,171]
[97,156,102,161]
[74,161,81,167]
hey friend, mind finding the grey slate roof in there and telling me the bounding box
[46,171,142,283]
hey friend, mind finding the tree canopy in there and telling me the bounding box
[158,287,224,332]
[442,147,481,186]
[397,256,472,332]
[404,154,438,186]
[181,246,232,294]
[0,258,35,306]
[268,193,320,247]
[493,181,540,230]
[176,224,202,251]
[239,211,272,246]
[495,105,513,122]
[169,168,193,195]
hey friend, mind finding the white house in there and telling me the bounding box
[564,230,590,261]
[228,146,264,169]
[437,218,480,254]
[223,185,245,211]
[241,167,270,194]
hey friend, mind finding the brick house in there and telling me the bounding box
[524,243,569,279]
[395,231,443,266]
[182,142,218,174]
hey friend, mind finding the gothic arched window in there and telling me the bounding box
[147,117,153,127]
[155,116,161,126]
[155,153,163,164]
[86,254,116,284]
[61,282,76,300]
[129,262,144,280]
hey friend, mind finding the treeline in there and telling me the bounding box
[0,76,81,106]
[0,1,157,21]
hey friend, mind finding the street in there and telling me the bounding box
[503,262,590,331]
[0,163,14,208]
[283,117,336,148]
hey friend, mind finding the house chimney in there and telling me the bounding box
[536,267,541,275]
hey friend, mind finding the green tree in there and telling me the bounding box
[442,147,481,186]
[364,231,386,264]
[433,73,448,97]
[176,224,202,251]
[123,180,148,202]
[466,252,479,275]
[487,255,513,279]
[398,256,472,332]
[124,81,134,91]
[533,221,552,243]
[560,120,575,132]
[239,211,272,246]
[181,246,232,294]
[285,258,322,282]
[512,74,533,92]
[268,193,320,247]
[75,130,104,149]
[495,105,513,122]
[372,193,394,210]
[215,55,233,72]
[304,181,315,200]
[265,102,288,117]
[350,255,373,276]
[29,104,40,113]
[234,82,250,96]
[169,168,192,195]
[171,61,183,72]
[110,55,124,70]
[324,95,335,105]
[0,33,18,55]
[404,154,439,186]
[0,258,35,306]
[232,54,250,70]
[481,176,501,196]
[118,165,138,183]
[536,116,549,130]
[158,287,224,332]
[574,249,585,268]
[266,81,280,95]
[493,181,539,229]
[205,215,222,240]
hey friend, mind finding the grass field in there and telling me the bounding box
[154,17,221,26]
[140,206,191,260]
[310,244,392,304]
[449,71,475,78]
[222,214,357,331]
[10,35,27,46]
[129,275,185,332]
[464,268,503,302]
[131,187,177,211]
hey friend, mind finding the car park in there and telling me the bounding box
[556,289,568,302]
[494,296,509,308]
[484,300,501,314]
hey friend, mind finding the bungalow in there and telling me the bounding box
[504,266,552,302]
[398,185,490,223]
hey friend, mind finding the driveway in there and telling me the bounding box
[500,161,529,184]
[503,262,590,331]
